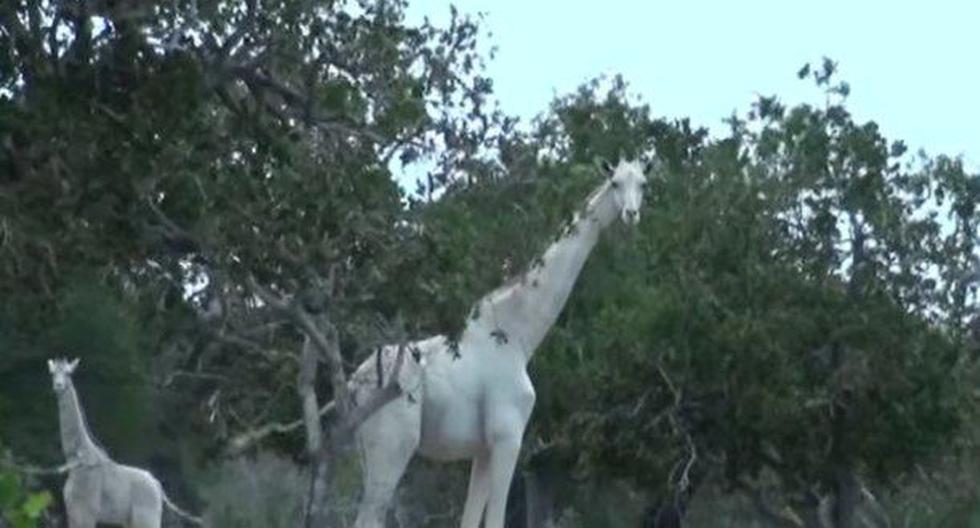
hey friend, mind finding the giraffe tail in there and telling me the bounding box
[162,491,205,526]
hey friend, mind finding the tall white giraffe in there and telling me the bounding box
[47,358,201,527]
[351,158,652,528]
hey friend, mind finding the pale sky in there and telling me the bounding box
[407,0,978,171]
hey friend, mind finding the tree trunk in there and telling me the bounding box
[298,335,327,528]
[830,468,860,528]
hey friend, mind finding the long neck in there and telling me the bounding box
[476,180,619,361]
[57,381,105,462]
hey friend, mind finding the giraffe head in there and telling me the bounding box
[599,157,654,226]
[47,357,80,393]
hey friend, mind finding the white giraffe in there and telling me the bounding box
[47,357,202,528]
[351,158,653,528]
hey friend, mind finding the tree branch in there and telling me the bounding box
[208,326,291,364]
[225,398,338,456]
[1,451,79,476]
[230,65,390,145]
[225,335,411,456]
[246,276,353,420]
[330,343,408,447]
[145,196,203,254]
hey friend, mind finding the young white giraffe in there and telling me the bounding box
[351,158,653,528]
[47,358,201,528]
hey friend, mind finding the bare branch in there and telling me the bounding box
[246,275,290,311]
[209,326,292,364]
[145,196,203,253]
[246,276,352,423]
[225,399,338,456]
[674,433,697,494]
[329,343,409,448]
[226,342,411,456]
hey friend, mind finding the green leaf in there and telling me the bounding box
[797,63,811,79]
[21,492,51,519]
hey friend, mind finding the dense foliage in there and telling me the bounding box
[529,62,979,525]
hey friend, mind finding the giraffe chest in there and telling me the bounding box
[416,344,535,461]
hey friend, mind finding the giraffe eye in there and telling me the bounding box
[611,181,620,189]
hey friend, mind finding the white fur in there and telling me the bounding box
[352,159,651,528]
[48,358,200,528]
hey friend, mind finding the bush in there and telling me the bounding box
[0,469,51,528]
[197,453,307,528]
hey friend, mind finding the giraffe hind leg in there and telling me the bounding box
[353,395,420,528]
[65,510,97,528]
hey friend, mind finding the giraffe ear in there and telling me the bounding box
[47,359,56,373]
[67,358,80,373]
[596,158,615,178]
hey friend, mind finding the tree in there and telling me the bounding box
[0,0,509,522]
[523,64,978,527]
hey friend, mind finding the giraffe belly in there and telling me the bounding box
[416,379,485,461]
[101,465,159,524]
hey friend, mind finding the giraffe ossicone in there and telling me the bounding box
[351,157,653,528]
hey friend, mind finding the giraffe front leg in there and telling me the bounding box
[459,453,491,528]
[480,374,535,528]
[64,471,101,528]
[481,437,522,528]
